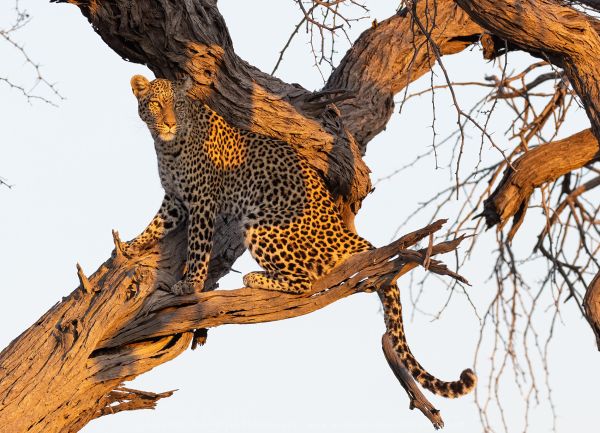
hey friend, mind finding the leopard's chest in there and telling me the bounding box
[156,153,183,196]
[155,135,224,206]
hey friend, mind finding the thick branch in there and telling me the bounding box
[52,0,370,229]
[50,0,486,212]
[480,129,600,235]
[0,228,193,433]
[0,221,465,432]
[100,222,468,349]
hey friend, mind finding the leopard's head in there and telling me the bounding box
[130,75,192,142]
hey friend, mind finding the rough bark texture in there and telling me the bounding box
[0,230,191,433]
[0,1,488,432]
[481,129,600,236]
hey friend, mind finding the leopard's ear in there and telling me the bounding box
[181,75,194,92]
[130,75,150,99]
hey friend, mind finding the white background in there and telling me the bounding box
[0,1,597,432]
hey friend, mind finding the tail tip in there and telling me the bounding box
[460,368,477,390]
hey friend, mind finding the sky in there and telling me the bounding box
[0,1,598,432]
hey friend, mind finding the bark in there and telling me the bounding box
[480,129,600,238]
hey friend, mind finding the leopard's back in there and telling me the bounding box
[219,129,372,283]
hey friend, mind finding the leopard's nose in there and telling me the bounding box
[165,121,176,128]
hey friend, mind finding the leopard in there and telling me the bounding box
[126,74,476,398]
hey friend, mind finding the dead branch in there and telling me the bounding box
[382,333,444,429]
[276,0,369,79]
[95,387,175,418]
[536,175,600,247]
[326,0,483,148]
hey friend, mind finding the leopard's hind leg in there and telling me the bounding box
[243,271,312,294]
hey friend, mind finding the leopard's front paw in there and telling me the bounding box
[120,238,152,258]
[171,279,198,296]
[119,241,136,259]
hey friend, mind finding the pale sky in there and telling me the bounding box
[0,1,598,432]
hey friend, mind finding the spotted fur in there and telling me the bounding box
[127,75,476,398]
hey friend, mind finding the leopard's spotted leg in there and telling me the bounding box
[123,193,186,255]
[171,197,218,295]
[243,271,312,294]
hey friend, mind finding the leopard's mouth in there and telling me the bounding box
[159,131,176,141]
[156,124,177,141]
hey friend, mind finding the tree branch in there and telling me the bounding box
[50,0,486,209]
[99,222,468,349]
[0,220,466,432]
[480,129,600,237]
[95,387,176,419]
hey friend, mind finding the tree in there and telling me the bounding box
[0,1,599,432]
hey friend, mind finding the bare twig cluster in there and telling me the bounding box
[272,0,369,78]
[0,177,12,189]
[1,0,63,105]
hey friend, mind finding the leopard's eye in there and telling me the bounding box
[148,100,160,109]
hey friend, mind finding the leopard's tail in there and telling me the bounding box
[377,282,476,398]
